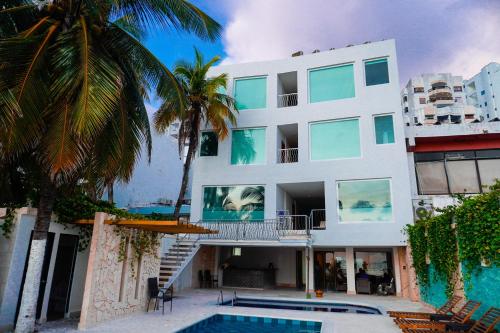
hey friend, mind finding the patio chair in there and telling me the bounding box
[395,300,481,330]
[388,295,462,319]
[147,277,173,315]
[204,270,212,288]
[356,278,372,294]
[402,307,500,333]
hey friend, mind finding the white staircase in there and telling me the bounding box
[159,238,200,289]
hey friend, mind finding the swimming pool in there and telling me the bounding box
[222,297,382,315]
[175,314,322,333]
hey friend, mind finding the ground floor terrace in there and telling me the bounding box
[180,244,418,301]
[38,288,431,333]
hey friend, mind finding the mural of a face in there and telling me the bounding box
[203,185,265,221]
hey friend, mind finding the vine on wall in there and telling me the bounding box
[406,181,500,297]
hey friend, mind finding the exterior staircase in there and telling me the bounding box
[159,238,200,289]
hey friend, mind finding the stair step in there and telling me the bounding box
[160,272,173,276]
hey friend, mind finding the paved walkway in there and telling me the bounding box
[38,288,432,333]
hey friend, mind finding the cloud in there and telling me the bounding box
[218,0,500,83]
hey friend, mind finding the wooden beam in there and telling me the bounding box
[103,220,178,227]
[74,219,95,225]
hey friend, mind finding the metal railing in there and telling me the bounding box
[278,148,298,163]
[310,209,326,229]
[197,217,310,241]
[277,93,298,107]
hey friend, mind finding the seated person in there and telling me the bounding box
[356,268,369,279]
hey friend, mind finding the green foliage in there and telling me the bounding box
[406,181,500,296]
[0,207,18,238]
[454,182,500,280]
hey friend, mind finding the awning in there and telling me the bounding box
[73,219,217,234]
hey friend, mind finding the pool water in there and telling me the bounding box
[223,297,382,315]
[176,314,322,333]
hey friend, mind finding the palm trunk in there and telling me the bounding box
[15,174,56,333]
[173,110,200,220]
[107,180,114,204]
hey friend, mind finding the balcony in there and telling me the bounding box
[277,93,298,107]
[277,71,297,108]
[278,148,298,163]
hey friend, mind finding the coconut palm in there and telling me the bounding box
[0,1,220,331]
[154,49,237,219]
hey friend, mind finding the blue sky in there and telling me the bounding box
[144,0,500,87]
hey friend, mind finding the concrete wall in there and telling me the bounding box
[190,39,413,248]
[0,208,89,331]
[78,213,161,329]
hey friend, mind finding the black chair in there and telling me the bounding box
[198,270,204,288]
[147,277,173,314]
[204,270,212,288]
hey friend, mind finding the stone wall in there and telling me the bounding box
[191,246,216,288]
[79,213,161,329]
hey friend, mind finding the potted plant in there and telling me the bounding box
[315,289,324,298]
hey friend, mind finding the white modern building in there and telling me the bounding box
[464,62,500,121]
[171,40,417,297]
[401,73,480,127]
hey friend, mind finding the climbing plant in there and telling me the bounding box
[406,180,500,296]
[0,206,19,238]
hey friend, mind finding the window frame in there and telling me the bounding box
[309,117,362,162]
[307,62,356,104]
[373,113,396,145]
[199,130,219,157]
[336,178,394,224]
[230,126,267,166]
[233,75,268,111]
[363,57,390,87]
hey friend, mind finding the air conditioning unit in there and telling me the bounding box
[413,199,433,221]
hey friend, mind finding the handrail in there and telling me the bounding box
[217,290,224,306]
[277,93,298,107]
[278,148,298,163]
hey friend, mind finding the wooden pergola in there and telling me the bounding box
[74,219,216,234]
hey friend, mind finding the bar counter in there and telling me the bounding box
[222,268,276,289]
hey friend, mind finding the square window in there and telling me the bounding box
[310,119,360,160]
[374,115,395,144]
[415,161,448,194]
[414,87,424,93]
[446,160,480,193]
[200,131,218,156]
[234,77,267,110]
[419,97,426,104]
[481,90,486,95]
[453,86,463,92]
[309,64,355,103]
[337,179,393,222]
[231,128,266,165]
[365,58,389,86]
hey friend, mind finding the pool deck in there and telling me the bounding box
[38,288,432,333]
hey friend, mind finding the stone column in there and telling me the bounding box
[78,212,107,330]
[392,247,402,296]
[346,247,356,295]
[398,247,410,298]
[405,245,421,301]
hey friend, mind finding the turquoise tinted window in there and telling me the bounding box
[374,115,395,144]
[200,131,218,156]
[231,128,266,165]
[310,119,360,160]
[234,77,267,110]
[309,64,355,103]
[365,58,389,86]
[338,179,392,222]
[202,186,264,220]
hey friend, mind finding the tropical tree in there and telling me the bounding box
[0,1,220,332]
[154,49,237,219]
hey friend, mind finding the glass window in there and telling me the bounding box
[416,161,448,194]
[419,97,426,104]
[337,179,392,222]
[310,119,360,160]
[481,90,486,95]
[202,185,264,220]
[234,77,267,110]
[374,115,395,144]
[200,131,218,156]
[309,64,355,103]
[414,87,424,93]
[231,128,266,165]
[365,58,389,86]
[355,251,392,277]
[477,159,500,190]
[446,160,480,193]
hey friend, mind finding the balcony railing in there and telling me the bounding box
[278,148,298,163]
[277,93,298,108]
[197,216,310,241]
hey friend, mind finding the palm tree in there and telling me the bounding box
[0,1,220,331]
[154,49,237,219]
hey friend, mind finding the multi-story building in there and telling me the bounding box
[464,62,500,121]
[401,73,480,127]
[183,40,416,297]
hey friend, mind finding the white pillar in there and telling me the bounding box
[214,246,221,288]
[306,247,314,293]
[392,247,402,296]
[346,247,356,295]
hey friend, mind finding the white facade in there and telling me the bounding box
[188,40,414,295]
[401,73,480,128]
[464,62,500,121]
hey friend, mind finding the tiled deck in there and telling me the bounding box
[38,288,432,333]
